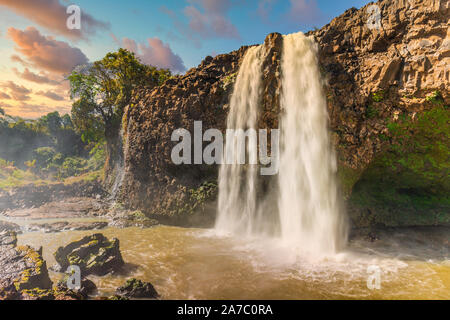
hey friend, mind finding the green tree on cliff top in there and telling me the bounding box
[68,48,171,171]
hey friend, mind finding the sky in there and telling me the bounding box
[0,0,372,119]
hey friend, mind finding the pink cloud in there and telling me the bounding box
[13,68,60,85]
[0,92,11,99]
[184,0,240,39]
[160,0,240,48]
[36,90,65,101]
[1,81,32,101]
[8,27,89,74]
[118,37,186,73]
[287,0,322,24]
[0,0,109,40]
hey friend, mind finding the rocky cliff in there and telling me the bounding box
[118,0,449,228]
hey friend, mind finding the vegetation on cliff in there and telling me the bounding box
[350,101,449,227]
[68,49,171,177]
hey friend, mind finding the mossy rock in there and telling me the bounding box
[116,278,159,299]
[13,245,53,292]
[348,106,450,228]
[54,233,124,276]
[56,273,97,299]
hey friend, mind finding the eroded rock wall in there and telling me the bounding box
[120,0,449,228]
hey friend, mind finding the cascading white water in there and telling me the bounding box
[278,32,346,255]
[216,32,347,255]
[215,45,263,236]
[109,119,131,201]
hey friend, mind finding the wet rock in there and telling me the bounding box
[0,231,53,299]
[109,210,159,229]
[12,246,53,292]
[116,278,159,299]
[0,231,17,247]
[0,220,21,233]
[18,286,87,300]
[27,221,108,233]
[54,233,124,276]
[97,295,129,300]
[56,274,97,299]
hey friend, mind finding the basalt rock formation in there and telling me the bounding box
[54,233,124,276]
[116,278,159,299]
[118,0,449,229]
[0,231,54,299]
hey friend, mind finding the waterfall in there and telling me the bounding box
[277,32,346,254]
[109,119,130,201]
[215,32,347,255]
[215,45,264,236]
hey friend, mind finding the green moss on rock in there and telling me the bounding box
[54,233,124,276]
[348,105,450,228]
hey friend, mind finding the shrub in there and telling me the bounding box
[426,91,444,105]
[372,90,385,103]
[32,147,57,169]
[87,143,106,171]
[58,157,88,178]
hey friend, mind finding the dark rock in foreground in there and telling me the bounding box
[57,274,97,299]
[54,233,124,276]
[0,231,56,300]
[116,278,159,299]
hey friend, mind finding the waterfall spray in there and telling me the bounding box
[216,32,347,255]
[215,45,264,236]
[277,32,347,255]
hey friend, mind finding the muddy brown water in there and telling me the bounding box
[10,221,449,300]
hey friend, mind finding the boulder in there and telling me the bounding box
[0,231,53,300]
[109,210,159,229]
[116,278,159,299]
[54,233,124,276]
[56,274,97,299]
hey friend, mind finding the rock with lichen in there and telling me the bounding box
[56,273,97,299]
[0,231,54,300]
[116,278,159,299]
[53,233,124,276]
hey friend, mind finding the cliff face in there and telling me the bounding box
[313,0,448,170]
[312,0,449,227]
[119,0,449,228]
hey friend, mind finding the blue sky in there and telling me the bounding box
[77,0,371,66]
[0,0,372,117]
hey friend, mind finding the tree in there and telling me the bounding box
[61,114,73,129]
[0,106,4,116]
[38,111,62,135]
[68,48,171,172]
